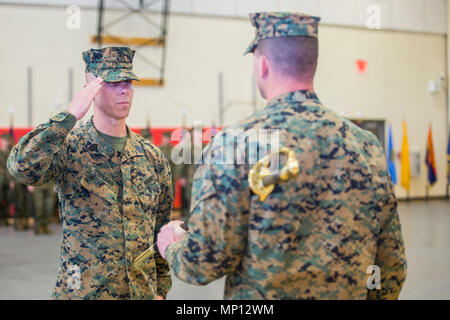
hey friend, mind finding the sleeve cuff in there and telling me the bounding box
[156,290,167,299]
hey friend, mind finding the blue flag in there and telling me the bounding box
[387,124,397,184]
[425,124,437,186]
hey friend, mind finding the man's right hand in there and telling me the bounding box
[68,77,104,120]
[157,220,187,259]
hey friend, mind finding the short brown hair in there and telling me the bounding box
[255,36,318,81]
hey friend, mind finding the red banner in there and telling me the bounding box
[1,126,221,210]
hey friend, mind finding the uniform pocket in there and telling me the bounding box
[80,175,118,205]
[139,256,157,286]
[79,174,119,228]
[133,174,161,213]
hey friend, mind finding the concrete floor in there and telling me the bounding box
[0,201,448,300]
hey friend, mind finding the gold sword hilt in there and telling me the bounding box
[132,222,189,297]
[132,244,157,271]
[248,147,299,202]
[132,222,189,270]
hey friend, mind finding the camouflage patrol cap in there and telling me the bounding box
[82,46,139,82]
[244,12,321,54]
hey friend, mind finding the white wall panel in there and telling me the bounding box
[0,0,47,4]
[319,0,358,26]
[391,0,424,32]
[357,0,393,30]
[170,0,194,14]
[0,0,447,33]
[235,0,280,17]
[46,0,93,7]
[278,0,320,16]
[423,0,447,34]
[192,0,236,16]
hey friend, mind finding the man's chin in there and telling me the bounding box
[111,108,131,120]
[114,113,130,120]
[95,104,131,120]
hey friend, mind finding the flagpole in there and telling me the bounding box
[9,108,14,129]
[425,185,429,201]
[8,107,14,142]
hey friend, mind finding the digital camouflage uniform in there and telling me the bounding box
[159,132,176,198]
[165,12,407,300]
[2,134,32,230]
[32,182,57,234]
[0,150,9,225]
[0,135,13,225]
[177,131,204,219]
[7,47,172,299]
[13,182,31,230]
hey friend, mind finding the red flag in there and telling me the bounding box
[173,179,182,209]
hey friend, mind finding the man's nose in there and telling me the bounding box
[119,84,131,95]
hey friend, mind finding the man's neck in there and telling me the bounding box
[93,110,127,137]
[265,81,314,102]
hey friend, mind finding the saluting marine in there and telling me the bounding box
[157,12,407,300]
[8,47,173,300]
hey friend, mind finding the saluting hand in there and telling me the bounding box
[68,77,104,120]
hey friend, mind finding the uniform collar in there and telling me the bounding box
[266,90,319,108]
[122,129,145,162]
[85,116,145,162]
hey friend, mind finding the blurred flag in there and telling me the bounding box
[173,179,182,210]
[210,122,218,142]
[400,121,411,191]
[387,124,397,184]
[425,124,437,186]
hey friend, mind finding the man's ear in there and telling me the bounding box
[260,55,269,79]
